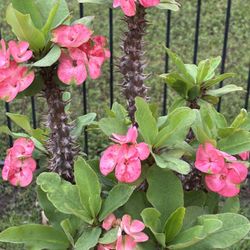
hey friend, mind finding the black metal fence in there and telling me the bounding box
[1,0,250,160]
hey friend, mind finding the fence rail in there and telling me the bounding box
[1,1,250,168]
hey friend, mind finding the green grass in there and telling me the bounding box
[0,0,249,249]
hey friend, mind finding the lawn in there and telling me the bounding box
[0,0,249,249]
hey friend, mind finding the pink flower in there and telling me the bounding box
[121,215,149,243]
[113,0,160,16]
[51,24,93,48]
[205,162,248,197]
[100,214,148,250]
[195,143,225,174]
[0,39,10,69]
[57,48,87,85]
[8,41,33,63]
[102,213,117,231]
[80,36,110,79]
[239,151,250,161]
[2,138,36,187]
[100,126,150,183]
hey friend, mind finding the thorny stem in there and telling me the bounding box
[41,68,79,182]
[120,4,149,123]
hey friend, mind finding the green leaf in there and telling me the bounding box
[135,97,158,145]
[164,207,186,243]
[71,113,96,138]
[33,45,61,67]
[74,157,102,219]
[6,112,32,134]
[37,172,92,223]
[78,0,111,4]
[41,0,61,36]
[204,56,221,81]
[184,191,207,207]
[6,3,46,51]
[202,73,235,88]
[220,196,240,213]
[157,0,181,11]
[182,206,205,231]
[146,167,183,223]
[231,109,248,128]
[35,0,70,30]
[186,213,250,249]
[161,72,191,99]
[218,130,250,154]
[99,117,127,136]
[0,224,69,250]
[60,219,75,246]
[185,64,198,83]
[141,208,166,247]
[204,192,219,214]
[74,227,101,250]
[99,184,135,221]
[154,107,196,148]
[37,186,68,229]
[196,59,210,84]
[123,191,150,220]
[165,48,195,84]
[11,0,44,28]
[206,84,243,97]
[98,227,119,244]
[153,153,191,174]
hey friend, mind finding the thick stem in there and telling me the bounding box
[42,69,78,182]
[120,4,149,122]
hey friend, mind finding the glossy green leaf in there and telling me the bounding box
[184,190,207,207]
[6,4,46,51]
[218,130,250,154]
[185,64,198,83]
[74,227,101,250]
[182,206,205,231]
[11,0,43,28]
[0,224,69,249]
[220,196,240,213]
[204,56,221,81]
[99,184,135,221]
[98,227,119,244]
[146,167,183,223]
[99,117,127,136]
[164,207,186,243]
[33,45,61,67]
[153,153,191,174]
[37,172,92,223]
[6,113,32,134]
[206,84,243,97]
[135,97,158,145]
[202,73,235,88]
[141,208,166,247]
[231,109,248,128]
[60,219,75,246]
[154,107,196,148]
[72,16,95,28]
[196,59,210,84]
[71,113,96,138]
[157,0,180,11]
[74,157,102,219]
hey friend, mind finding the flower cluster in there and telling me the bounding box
[113,0,160,16]
[100,126,150,183]
[195,143,248,197]
[0,40,34,102]
[51,24,110,85]
[98,213,148,250]
[2,138,36,187]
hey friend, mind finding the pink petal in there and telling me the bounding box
[100,145,121,176]
[2,164,10,181]
[131,232,149,243]
[9,167,33,187]
[88,59,101,79]
[112,126,138,144]
[130,220,145,233]
[102,213,117,231]
[116,235,136,250]
[13,138,35,156]
[115,158,141,183]
[239,151,250,161]
[135,143,150,160]
[0,79,19,102]
[121,214,132,234]
[218,150,237,162]
[227,162,248,184]
[52,24,92,48]
[0,39,10,69]
[139,0,160,7]
[218,181,240,197]
[120,0,136,16]
[9,41,33,63]
[113,0,121,8]
[205,173,226,192]
[18,69,35,92]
